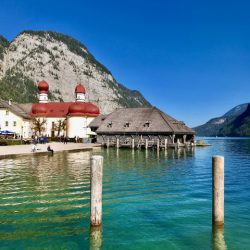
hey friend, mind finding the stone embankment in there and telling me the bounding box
[0,142,101,159]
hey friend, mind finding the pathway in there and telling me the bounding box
[0,142,101,159]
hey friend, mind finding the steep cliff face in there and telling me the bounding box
[0,31,151,113]
[0,35,9,77]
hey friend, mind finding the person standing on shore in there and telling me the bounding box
[64,136,68,144]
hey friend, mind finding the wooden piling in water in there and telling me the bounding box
[145,139,148,149]
[106,138,109,148]
[212,155,224,226]
[177,138,180,149]
[116,138,119,148]
[90,155,103,227]
[132,138,135,149]
[164,139,168,150]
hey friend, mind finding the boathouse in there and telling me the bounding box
[90,107,195,148]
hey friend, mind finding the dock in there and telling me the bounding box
[102,137,194,149]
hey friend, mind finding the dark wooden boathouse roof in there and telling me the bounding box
[90,107,195,135]
[89,114,107,129]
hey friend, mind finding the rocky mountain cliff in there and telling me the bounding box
[194,103,250,136]
[0,31,151,114]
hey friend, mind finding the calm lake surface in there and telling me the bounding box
[0,138,250,250]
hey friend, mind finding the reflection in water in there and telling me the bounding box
[157,148,160,160]
[212,225,227,250]
[131,149,135,162]
[1,139,249,249]
[177,148,181,159]
[164,149,168,159]
[171,149,175,159]
[145,148,148,159]
[106,147,110,157]
[0,151,91,246]
[101,147,195,168]
[89,225,102,250]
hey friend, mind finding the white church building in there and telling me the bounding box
[0,80,100,139]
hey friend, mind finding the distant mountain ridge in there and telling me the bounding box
[0,30,151,114]
[194,103,250,136]
[219,104,250,136]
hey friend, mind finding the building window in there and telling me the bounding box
[124,122,130,128]
[5,121,8,127]
[6,110,9,115]
[144,121,151,127]
[13,121,17,127]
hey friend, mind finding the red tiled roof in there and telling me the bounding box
[30,102,99,117]
[68,102,99,116]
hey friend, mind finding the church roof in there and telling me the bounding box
[30,102,99,117]
[38,80,49,93]
[93,107,195,134]
[75,83,85,93]
[68,102,99,116]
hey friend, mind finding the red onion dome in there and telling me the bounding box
[38,80,49,93]
[68,102,99,117]
[31,103,47,116]
[75,83,85,94]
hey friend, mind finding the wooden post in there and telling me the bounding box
[164,138,168,150]
[172,134,175,143]
[212,156,224,226]
[90,155,103,227]
[145,138,148,149]
[106,138,109,148]
[177,138,180,148]
[116,138,119,148]
[157,138,160,151]
[183,135,186,144]
[132,138,135,149]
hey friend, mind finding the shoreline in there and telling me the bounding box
[0,142,102,159]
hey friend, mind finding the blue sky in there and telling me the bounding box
[0,0,249,127]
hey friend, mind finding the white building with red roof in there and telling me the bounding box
[30,80,100,139]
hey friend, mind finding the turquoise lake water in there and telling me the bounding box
[0,138,250,250]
